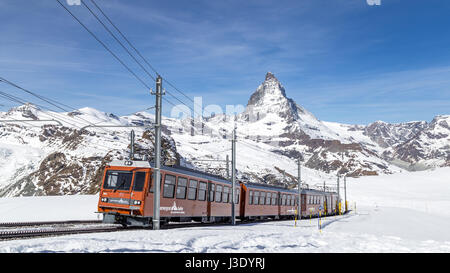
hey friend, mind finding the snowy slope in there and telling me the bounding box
[0,167,449,253]
[0,73,449,197]
[0,104,178,197]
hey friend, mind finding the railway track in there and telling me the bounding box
[0,213,349,241]
[0,220,124,241]
[0,218,289,240]
[0,220,102,228]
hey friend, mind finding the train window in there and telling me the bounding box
[249,190,253,205]
[198,182,207,201]
[260,192,266,205]
[103,171,133,191]
[288,195,292,206]
[208,183,215,202]
[266,192,271,205]
[272,194,277,206]
[163,174,176,198]
[223,186,229,203]
[254,191,259,205]
[132,172,146,192]
[188,179,198,200]
[215,185,223,202]
[149,173,163,193]
[235,189,239,204]
[176,177,187,199]
[282,194,286,206]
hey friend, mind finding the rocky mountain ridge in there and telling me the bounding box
[0,72,448,197]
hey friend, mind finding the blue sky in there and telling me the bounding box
[0,0,450,124]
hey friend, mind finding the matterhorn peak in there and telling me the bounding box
[247,72,288,107]
[241,72,337,139]
[243,72,305,126]
[265,71,278,82]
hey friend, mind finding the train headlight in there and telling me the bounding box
[133,200,141,205]
[101,197,108,202]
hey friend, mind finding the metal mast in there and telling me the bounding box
[226,154,230,180]
[337,175,340,214]
[231,127,236,225]
[130,130,135,160]
[152,75,163,230]
[297,159,301,219]
[344,175,347,213]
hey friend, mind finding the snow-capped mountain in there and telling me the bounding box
[0,104,179,197]
[363,120,428,148]
[0,72,448,197]
[383,115,450,170]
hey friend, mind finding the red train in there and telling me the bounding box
[97,160,340,227]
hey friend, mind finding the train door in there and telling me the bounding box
[277,192,281,217]
[129,170,149,208]
[207,182,214,219]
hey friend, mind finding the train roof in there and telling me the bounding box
[107,161,339,194]
[108,160,233,185]
[244,183,338,195]
[244,182,296,194]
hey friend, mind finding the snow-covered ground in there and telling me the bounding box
[0,167,449,253]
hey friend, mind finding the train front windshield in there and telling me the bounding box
[103,170,133,191]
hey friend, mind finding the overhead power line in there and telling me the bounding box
[88,0,195,106]
[81,0,157,82]
[0,76,112,133]
[0,90,128,151]
[83,0,234,131]
[55,0,152,90]
[57,0,206,132]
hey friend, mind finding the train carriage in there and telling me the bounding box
[98,160,240,227]
[278,191,299,219]
[301,189,327,218]
[97,160,340,227]
[241,183,281,220]
[323,191,339,215]
[241,183,300,220]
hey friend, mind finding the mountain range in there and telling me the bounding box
[0,72,448,197]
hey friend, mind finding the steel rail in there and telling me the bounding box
[0,220,102,228]
[0,224,124,241]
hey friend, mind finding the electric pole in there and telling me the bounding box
[297,159,301,220]
[323,180,326,213]
[344,175,347,213]
[231,127,236,225]
[152,75,163,230]
[130,130,135,160]
[226,154,230,180]
[337,175,340,214]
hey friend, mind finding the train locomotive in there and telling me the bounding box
[97,160,340,227]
